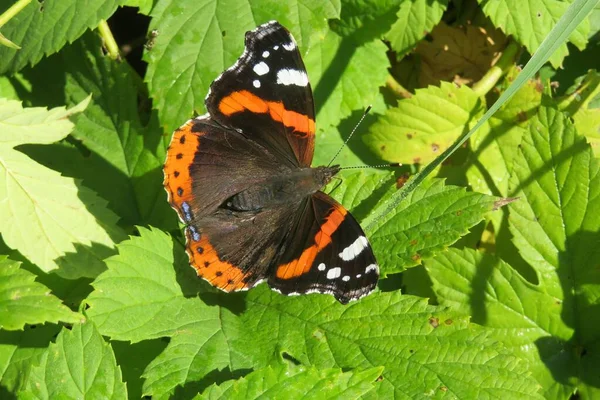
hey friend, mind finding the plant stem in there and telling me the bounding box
[0,0,32,28]
[472,41,520,97]
[97,20,120,60]
[386,75,412,99]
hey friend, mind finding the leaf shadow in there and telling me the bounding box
[312,35,355,117]
[171,367,253,399]
[536,230,600,390]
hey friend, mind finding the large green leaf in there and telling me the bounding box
[479,0,589,68]
[427,105,600,398]
[0,98,124,278]
[20,322,127,399]
[86,227,542,399]
[366,178,504,274]
[0,256,82,330]
[197,364,382,399]
[385,0,448,56]
[144,0,340,133]
[364,82,485,165]
[10,33,174,231]
[0,0,126,73]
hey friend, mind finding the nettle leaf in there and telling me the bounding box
[329,0,402,42]
[366,178,503,274]
[20,322,127,400]
[0,0,127,74]
[197,364,382,399]
[306,28,390,135]
[326,170,397,223]
[12,32,174,230]
[364,82,484,164]
[0,324,61,394]
[0,256,83,330]
[144,0,340,133]
[479,0,589,68]
[86,225,538,398]
[61,34,174,230]
[236,287,542,399]
[86,227,249,398]
[0,98,124,278]
[428,105,600,398]
[385,0,448,56]
[467,71,543,197]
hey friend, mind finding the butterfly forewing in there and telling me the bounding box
[205,21,315,167]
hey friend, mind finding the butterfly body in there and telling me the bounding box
[164,21,379,303]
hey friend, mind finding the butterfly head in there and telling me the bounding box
[313,165,341,188]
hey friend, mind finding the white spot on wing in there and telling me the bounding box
[327,267,341,280]
[276,69,309,87]
[365,264,378,273]
[356,274,362,278]
[273,45,279,50]
[262,50,270,58]
[339,236,369,261]
[253,62,269,76]
[253,79,261,88]
[342,276,350,282]
[283,42,296,51]
[318,263,326,271]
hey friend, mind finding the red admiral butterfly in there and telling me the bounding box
[163,21,379,303]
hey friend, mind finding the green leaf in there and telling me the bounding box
[0,0,127,74]
[364,82,484,165]
[366,178,503,274]
[86,226,541,398]
[85,227,208,341]
[326,170,397,222]
[20,322,127,400]
[428,105,600,398]
[385,0,448,56]
[0,256,83,330]
[467,70,542,198]
[145,0,340,133]
[0,98,125,278]
[237,288,543,399]
[197,364,382,400]
[479,0,589,68]
[10,32,175,230]
[306,29,390,137]
[329,0,402,42]
[86,227,248,398]
[0,324,61,394]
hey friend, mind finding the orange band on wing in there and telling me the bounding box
[275,204,348,280]
[163,120,201,218]
[219,90,315,135]
[186,231,250,291]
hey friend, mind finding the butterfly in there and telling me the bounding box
[163,21,379,303]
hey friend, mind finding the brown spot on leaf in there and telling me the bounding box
[429,317,439,328]
[431,143,439,152]
[444,319,453,325]
[410,239,418,246]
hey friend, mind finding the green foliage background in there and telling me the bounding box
[0,0,599,398]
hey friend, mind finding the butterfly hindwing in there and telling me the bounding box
[268,192,379,304]
[205,21,315,167]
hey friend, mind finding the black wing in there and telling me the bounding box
[205,21,315,167]
[268,192,379,304]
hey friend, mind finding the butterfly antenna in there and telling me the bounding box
[340,162,401,170]
[327,105,372,167]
